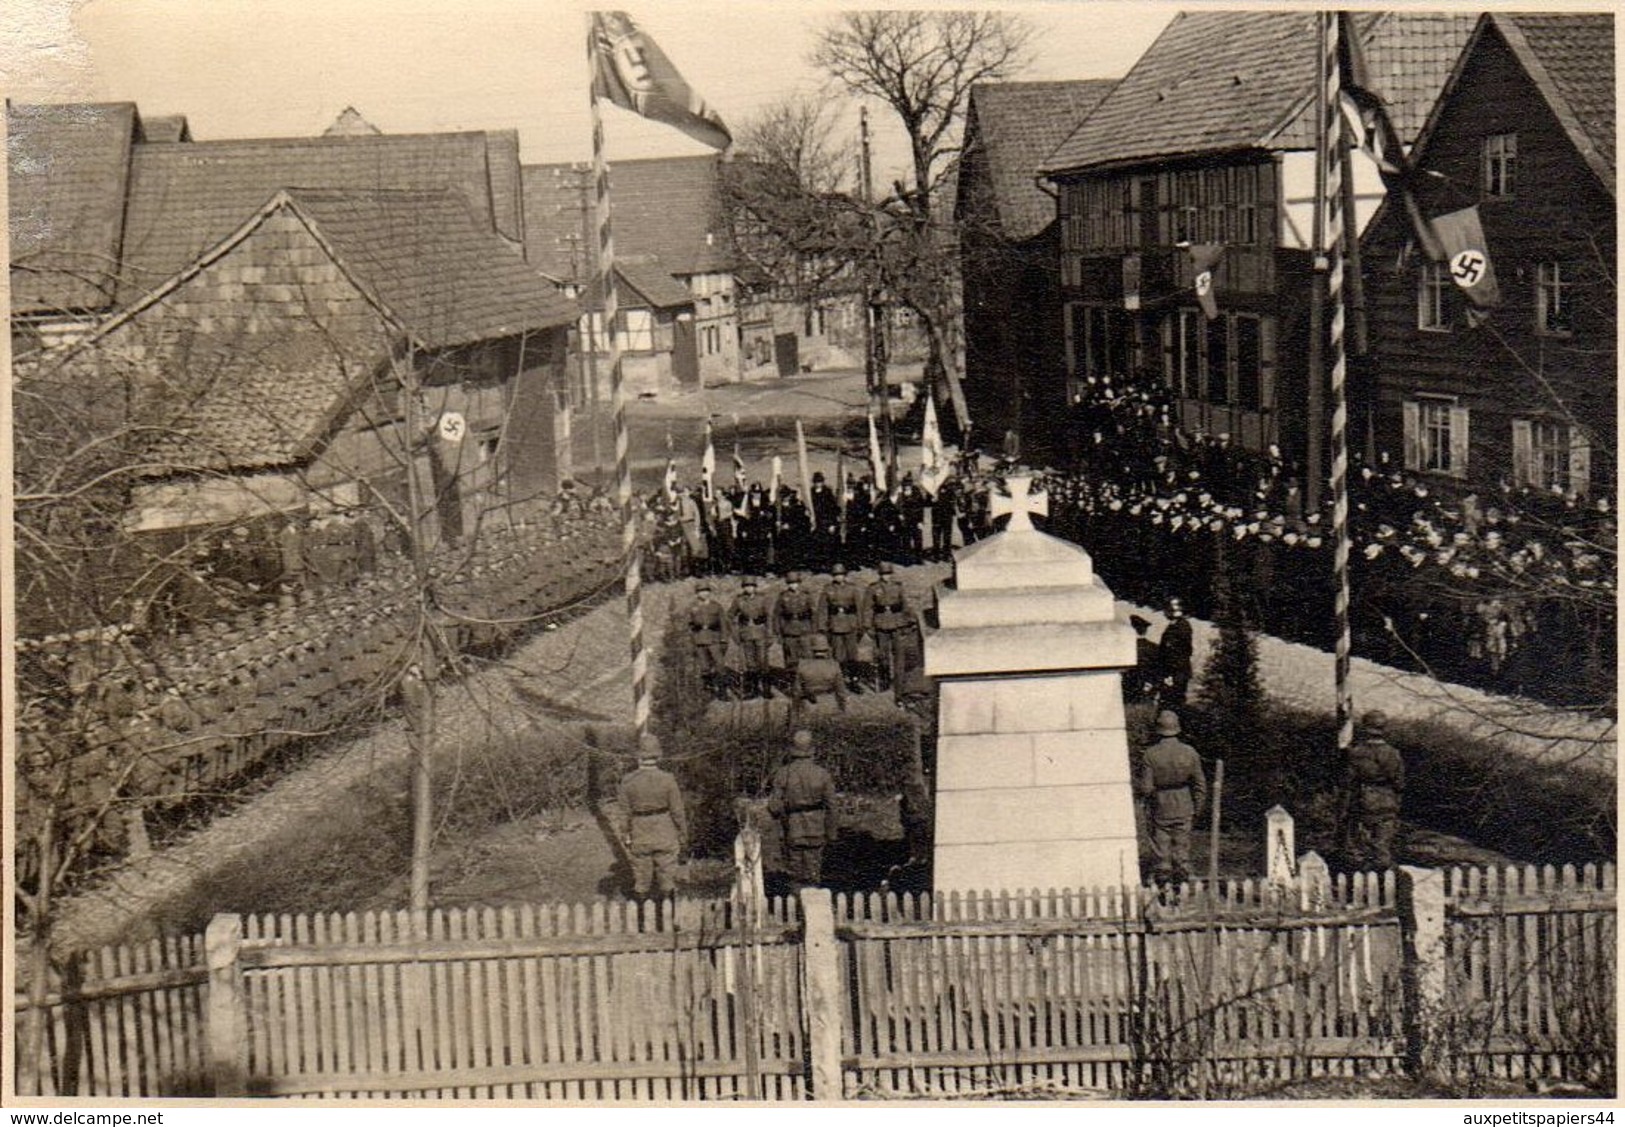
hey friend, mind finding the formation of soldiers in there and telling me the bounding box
[674,559,924,707]
[16,508,623,864]
[639,463,1010,583]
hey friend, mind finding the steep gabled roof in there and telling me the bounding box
[1495,13,1614,195]
[117,131,508,303]
[583,260,695,310]
[8,102,139,314]
[126,188,576,473]
[525,154,732,279]
[961,79,1117,240]
[1042,12,1475,175]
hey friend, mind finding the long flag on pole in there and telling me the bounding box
[701,420,716,499]
[589,9,728,739]
[795,419,814,527]
[589,11,732,150]
[867,411,887,494]
[920,392,948,497]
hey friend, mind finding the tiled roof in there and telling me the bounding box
[141,328,368,472]
[963,79,1116,240]
[139,114,191,143]
[484,129,525,249]
[117,131,503,304]
[323,107,380,137]
[8,102,137,314]
[287,189,577,348]
[523,154,731,279]
[1043,12,1475,173]
[138,188,577,472]
[1497,13,1614,194]
[583,260,695,310]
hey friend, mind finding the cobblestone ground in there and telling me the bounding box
[1126,602,1616,777]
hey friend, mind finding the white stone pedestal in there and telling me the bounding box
[924,477,1141,893]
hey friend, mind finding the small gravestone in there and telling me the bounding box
[924,474,1140,893]
[1266,805,1296,886]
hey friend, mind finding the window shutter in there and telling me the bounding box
[1510,418,1533,486]
[1449,405,1470,478]
[1569,428,1591,497]
[1160,315,1175,389]
[1402,400,1421,470]
[1259,316,1277,410]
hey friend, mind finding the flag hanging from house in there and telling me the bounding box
[1336,12,1444,264]
[795,420,815,528]
[1187,244,1224,319]
[867,412,887,494]
[920,393,948,498]
[589,11,732,151]
[1431,205,1500,316]
[701,421,716,498]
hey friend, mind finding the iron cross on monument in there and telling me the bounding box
[989,474,1048,532]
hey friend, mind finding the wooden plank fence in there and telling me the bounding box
[14,862,1614,1100]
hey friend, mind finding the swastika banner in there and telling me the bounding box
[1431,205,1500,312]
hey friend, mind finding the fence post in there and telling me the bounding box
[1266,806,1295,886]
[205,913,248,1097]
[1397,865,1446,1080]
[799,887,843,1101]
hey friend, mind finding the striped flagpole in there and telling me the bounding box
[1322,12,1355,757]
[590,20,649,739]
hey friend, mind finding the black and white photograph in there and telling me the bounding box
[4,0,1617,1107]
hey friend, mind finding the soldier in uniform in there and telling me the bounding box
[615,734,688,899]
[774,570,819,674]
[768,729,839,889]
[790,634,848,724]
[682,583,729,699]
[1136,710,1208,886]
[1341,711,1406,870]
[866,561,912,693]
[729,576,775,700]
[817,563,866,693]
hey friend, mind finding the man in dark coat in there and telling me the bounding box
[1128,614,1159,703]
[896,474,927,563]
[768,729,839,888]
[930,477,959,561]
[809,472,841,569]
[1156,597,1194,707]
[1341,710,1406,870]
[615,734,688,899]
[1135,710,1207,885]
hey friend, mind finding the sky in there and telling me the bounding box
[5,0,1175,182]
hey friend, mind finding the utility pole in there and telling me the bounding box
[558,166,605,481]
[858,107,896,484]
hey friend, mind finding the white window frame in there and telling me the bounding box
[1483,132,1517,198]
[1535,261,1571,336]
[1403,396,1469,478]
[1513,418,1590,496]
[1418,262,1450,331]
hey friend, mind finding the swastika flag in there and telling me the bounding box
[590,12,732,151]
[1431,206,1500,314]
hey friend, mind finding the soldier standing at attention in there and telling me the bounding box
[768,729,839,889]
[1341,711,1405,870]
[866,561,912,693]
[1136,710,1207,886]
[616,734,688,900]
[817,563,866,693]
[682,582,728,699]
[774,571,818,668]
[729,576,775,700]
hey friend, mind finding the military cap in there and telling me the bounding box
[831,563,847,577]
[1156,710,1182,736]
[810,634,831,654]
[1360,710,1389,735]
[696,582,713,594]
[878,561,895,575]
[791,729,814,756]
[741,576,758,589]
[638,733,663,762]
[1129,614,1151,633]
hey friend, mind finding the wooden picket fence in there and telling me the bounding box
[13,862,1615,1101]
